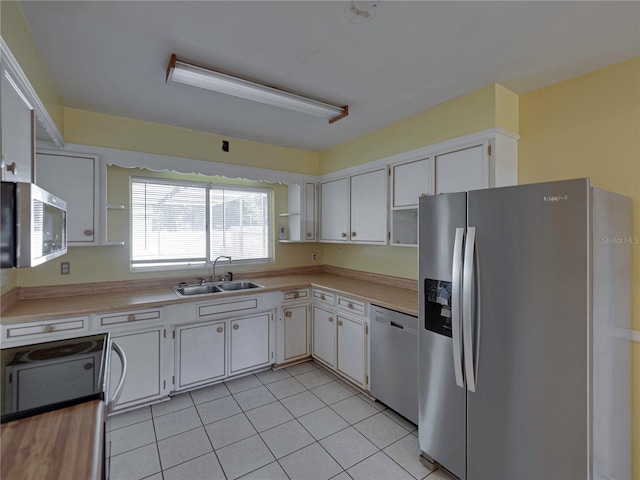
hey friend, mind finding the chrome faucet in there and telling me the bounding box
[212,256,231,282]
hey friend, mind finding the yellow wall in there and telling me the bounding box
[0,1,64,135]
[518,57,640,479]
[16,167,324,287]
[65,108,319,176]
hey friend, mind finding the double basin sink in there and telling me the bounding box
[172,280,265,297]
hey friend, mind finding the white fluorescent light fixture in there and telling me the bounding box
[166,54,349,124]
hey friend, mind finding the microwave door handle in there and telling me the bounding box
[109,341,127,412]
[451,227,465,388]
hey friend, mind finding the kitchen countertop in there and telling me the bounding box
[1,400,104,480]
[1,273,419,324]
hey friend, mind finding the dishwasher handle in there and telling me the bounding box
[390,321,404,330]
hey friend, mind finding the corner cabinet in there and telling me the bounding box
[279,182,317,242]
[35,151,100,244]
[320,168,388,245]
[1,68,34,183]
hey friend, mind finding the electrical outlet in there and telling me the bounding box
[311,252,317,261]
[60,262,70,275]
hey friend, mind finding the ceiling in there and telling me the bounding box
[19,1,640,152]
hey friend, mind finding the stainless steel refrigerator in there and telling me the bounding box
[418,178,631,480]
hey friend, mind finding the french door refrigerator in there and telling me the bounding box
[418,178,631,480]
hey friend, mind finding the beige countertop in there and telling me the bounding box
[1,273,418,324]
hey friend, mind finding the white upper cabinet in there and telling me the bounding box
[35,151,100,244]
[320,169,388,244]
[435,144,487,194]
[391,158,431,208]
[1,69,34,183]
[349,168,388,244]
[279,181,317,242]
[320,177,349,242]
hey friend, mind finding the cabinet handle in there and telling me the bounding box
[320,294,325,300]
[42,324,54,333]
[338,320,343,326]
[5,162,17,175]
[127,314,136,322]
[306,232,312,238]
[84,229,93,236]
[233,324,239,330]
[285,310,292,318]
[84,363,93,370]
[217,326,223,333]
[351,232,356,237]
[341,232,347,238]
[328,317,334,323]
[347,302,354,309]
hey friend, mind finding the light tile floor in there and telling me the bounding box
[106,360,454,480]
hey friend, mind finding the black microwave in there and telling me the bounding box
[1,181,67,268]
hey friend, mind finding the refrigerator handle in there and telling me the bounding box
[463,226,478,393]
[451,227,465,388]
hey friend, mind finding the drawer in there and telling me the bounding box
[337,295,367,316]
[283,289,309,302]
[5,316,89,340]
[312,289,335,306]
[98,309,162,327]
[198,297,258,318]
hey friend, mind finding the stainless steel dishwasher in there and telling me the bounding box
[370,305,419,425]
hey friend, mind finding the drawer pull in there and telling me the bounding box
[338,320,343,326]
[320,294,325,300]
[42,325,54,333]
[233,324,239,330]
[217,326,223,333]
[127,314,136,322]
[294,292,299,298]
[348,302,354,309]
[84,229,93,236]
[328,317,334,323]
[285,310,292,318]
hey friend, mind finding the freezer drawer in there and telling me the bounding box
[369,305,418,425]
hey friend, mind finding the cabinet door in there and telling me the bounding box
[109,328,164,411]
[36,152,98,244]
[312,306,336,368]
[435,144,487,194]
[336,315,365,387]
[176,321,226,390]
[284,304,309,361]
[320,177,349,242]
[230,313,271,374]
[1,71,34,183]
[303,182,317,241]
[350,168,387,244]
[392,158,431,207]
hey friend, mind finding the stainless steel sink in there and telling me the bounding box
[172,280,264,297]
[217,281,264,291]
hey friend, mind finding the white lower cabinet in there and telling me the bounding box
[336,315,366,386]
[109,327,165,412]
[312,290,369,389]
[175,320,226,390]
[230,313,272,374]
[312,306,336,368]
[282,304,310,362]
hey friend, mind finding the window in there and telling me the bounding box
[131,177,272,270]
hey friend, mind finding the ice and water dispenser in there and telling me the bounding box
[424,279,453,337]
